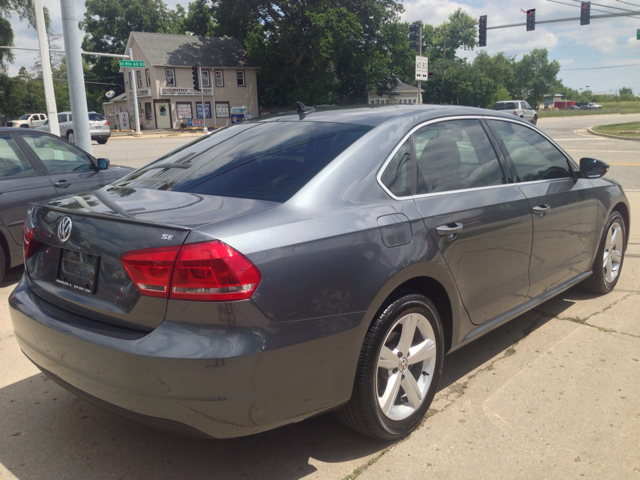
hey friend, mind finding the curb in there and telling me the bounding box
[587,127,640,142]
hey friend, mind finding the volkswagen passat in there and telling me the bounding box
[9,105,629,440]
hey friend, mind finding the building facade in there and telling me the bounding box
[368,81,422,105]
[103,32,258,130]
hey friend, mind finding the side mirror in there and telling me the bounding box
[97,158,110,170]
[579,158,609,179]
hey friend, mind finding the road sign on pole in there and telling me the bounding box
[415,56,429,81]
[119,60,145,68]
[637,28,640,40]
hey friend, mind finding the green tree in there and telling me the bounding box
[513,49,560,107]
[183,0,216,36]
[618,87,634,101]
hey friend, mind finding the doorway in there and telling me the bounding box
[154,100,172,129]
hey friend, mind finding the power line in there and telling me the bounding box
[562,62,640,70]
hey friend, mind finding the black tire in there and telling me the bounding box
[336,294,444,440]
[532,115,537,125]
[0,242,6,284]
[20,124,29,128]
[97,139,108,145]
[582,211,626,294]
[67,131,75,144]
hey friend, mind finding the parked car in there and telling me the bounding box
[6,113,47,128]
[585,102,603,110]
[0,127,133,283]
[565,105,581,110]
[493,100,537,124]
[9,105,629,441]
[37,111,111,145]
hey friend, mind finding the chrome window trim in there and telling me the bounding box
[376,115,578,201]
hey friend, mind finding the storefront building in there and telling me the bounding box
[368,80,422,105]
[103,32,258,130]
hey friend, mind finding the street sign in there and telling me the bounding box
[637,28,640,40]
[415,56,429,81]
[119,60,145,68]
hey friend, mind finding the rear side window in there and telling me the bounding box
[381,139,412,197]
[414,119,505,194]
[89,113,105,121]
[494,102,517,111]
[114,122,372,202]
[489,120,572,182]
[0,134,36,179]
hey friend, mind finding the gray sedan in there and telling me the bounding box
[9,105,629,440]
[0,128,132,282]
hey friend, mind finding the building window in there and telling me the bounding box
[177,102,193,119]
[136,70,142,88]
[145,102,152,120]
[215,70,224,87]
[201,70,210,87]
[196,101,212,119]
[165,68,175,86]
[370,100,374,105]
[236,70,245,87]
[145,69,151,87]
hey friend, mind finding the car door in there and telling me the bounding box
[18,132,117,196]
[522,102,533,121]
[487,119,598,299]
[0,133,57,245]
[412,118,533,325]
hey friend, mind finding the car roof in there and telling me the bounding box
[255,104,513,127]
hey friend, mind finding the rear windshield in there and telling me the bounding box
[112,121,372,202]
[494,102,517,110]
[89,113,105,121]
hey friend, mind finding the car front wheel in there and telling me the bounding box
[337,294,444,440]
[67,131,75,144]
[582,211,626,294]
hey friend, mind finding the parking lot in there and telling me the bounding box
[0,114,639,479]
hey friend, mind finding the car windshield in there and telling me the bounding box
[19,114,30,120]
[112,121,372,203]
[494,102,517,110]
[89,113,105,121]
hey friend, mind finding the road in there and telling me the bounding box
[0,114,638,479]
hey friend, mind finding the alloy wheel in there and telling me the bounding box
[603,222,623,284]
[376,312,437,421]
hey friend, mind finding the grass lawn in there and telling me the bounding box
[537,100,640,118]
[592,121,640,139]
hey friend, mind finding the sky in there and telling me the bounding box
[4,0,640,94]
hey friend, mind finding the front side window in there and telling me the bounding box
[22,133,94,174]
[166,68,175,86]
[237,70,245,87]
[414,119,505,195]
[381,139,412,197]
[0,134,36,179]
[113,122,372,203]
[489,120,572,182]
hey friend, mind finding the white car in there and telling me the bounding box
[493,100,537,125]
[36,111,111,145]
[585,102,602,110]
[6,113,48,128]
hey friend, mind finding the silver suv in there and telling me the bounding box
[6,113,48,128]
[493,100,537,125]
[36,111,111,145]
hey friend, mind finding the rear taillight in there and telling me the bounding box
[170,241,261,301]
[121,241,261,302]
[105,121,109,126]
[513,111,518,116]
[121,246,181,298]
[23,221,40,260]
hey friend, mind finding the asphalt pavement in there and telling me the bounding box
[0,114,638,479]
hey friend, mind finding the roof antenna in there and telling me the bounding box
[296,101,316,120]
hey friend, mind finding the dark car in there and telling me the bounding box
[565,105,581,110]
[9,106,629,441]
[0,128,133,282]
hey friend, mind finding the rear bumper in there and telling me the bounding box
[9,275,363,438]
[90,131,111,140]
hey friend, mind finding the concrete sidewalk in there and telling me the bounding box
[0,195,637,480]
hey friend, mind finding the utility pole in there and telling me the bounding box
[34,0,59,137]
[198,65,207,133]
[60,0,91,154]
[129,48,141,136]
[418,25,422,104]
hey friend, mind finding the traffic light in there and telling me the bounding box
[192,64,200,91]
[479,15,487,47]
[526,9,535,31]
[409,22,422,53]
[581,1,591,25]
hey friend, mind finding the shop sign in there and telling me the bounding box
[216,103,230,118]
[177,103,193,119]
[230,106,247,114]
[160,87,213,96]
[188,119,204,127]
[128,88,151,98]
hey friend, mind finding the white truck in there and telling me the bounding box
[6,113,48,128]
[585,102,602,110]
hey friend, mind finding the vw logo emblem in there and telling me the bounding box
[58,216,72,243]
[399,357,409,373]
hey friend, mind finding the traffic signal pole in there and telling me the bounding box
[486,9,640,30]
[198,66,207,133]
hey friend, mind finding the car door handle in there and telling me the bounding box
[532,204,551,216]
[436,222,464,238]
[54,180,70,188]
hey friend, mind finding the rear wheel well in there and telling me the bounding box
[373,277,453,352]
[612,203,630,246]
[0,231,10,271]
